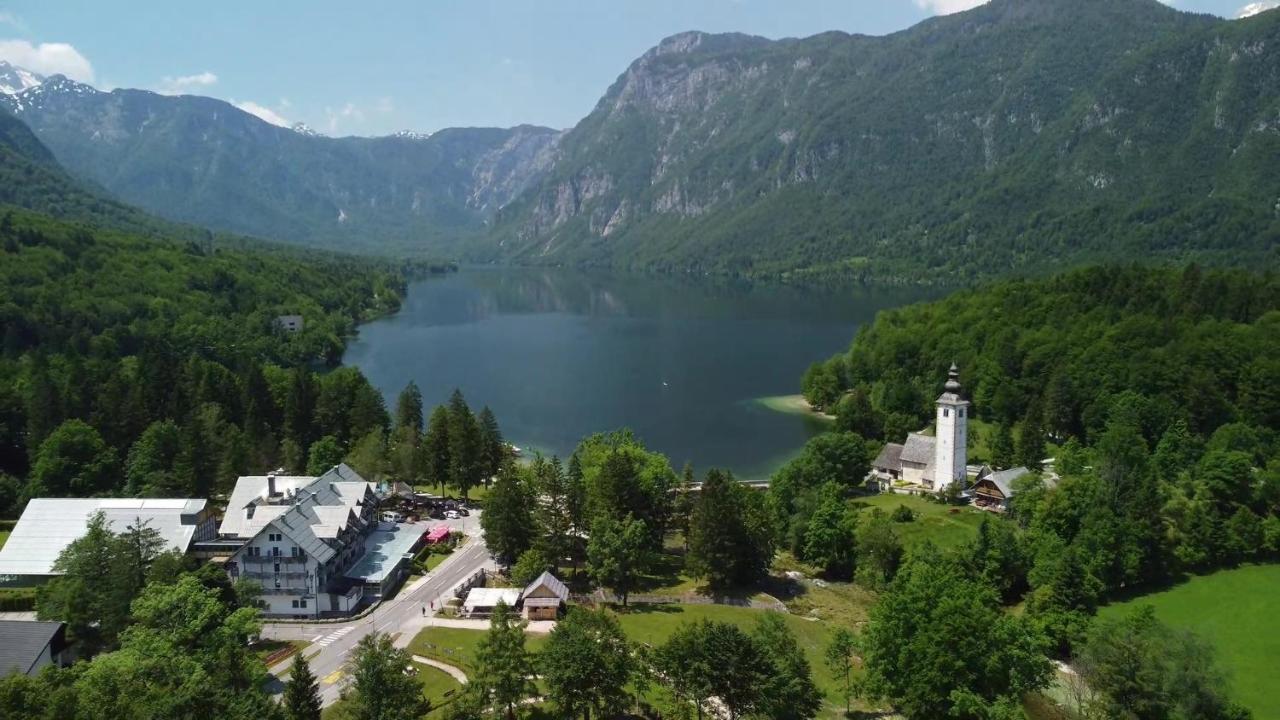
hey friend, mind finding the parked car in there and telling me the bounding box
[382,511,405,523]
[444,510,460,520]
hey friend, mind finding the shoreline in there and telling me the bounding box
[755,394,837,422]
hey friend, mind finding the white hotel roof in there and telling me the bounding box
[0,498,207,577]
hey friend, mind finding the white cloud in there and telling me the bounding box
[324,102,365,134]
[913,0,988,15]
[1237,1,1280,18]
[157,71,218,95]
[233,100,290,127]
[0,39,93,82]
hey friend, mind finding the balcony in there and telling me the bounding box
[244,554,308,564]
[241,570,311,582]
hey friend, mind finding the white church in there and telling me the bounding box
[870,364,970,492]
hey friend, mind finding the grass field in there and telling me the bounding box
[0,530,9,550]
[320,661,463,719]
[408,603,863,718]
[851,493,988,550]
[1098,564,1280,719]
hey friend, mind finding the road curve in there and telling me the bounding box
[262,536,492,706]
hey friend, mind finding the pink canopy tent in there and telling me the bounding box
[425,525,452,544]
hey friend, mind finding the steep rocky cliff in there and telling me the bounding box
[486,0,1280,280]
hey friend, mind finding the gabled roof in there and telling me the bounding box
[266,497,340,564]
[981,467,1033,497]
[522,571,569,602]
[0,621,64,675]
[0,498,207,577]
[872,443,905,472]
[900,433,936,465]
[220,464,374,540]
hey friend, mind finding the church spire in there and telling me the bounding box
[944,363,962,394]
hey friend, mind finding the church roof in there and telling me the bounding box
[900,433,936,465]
[872,443,904,472]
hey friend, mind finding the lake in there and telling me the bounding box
[343,268,931,479]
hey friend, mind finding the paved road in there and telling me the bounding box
[262,533,493,706]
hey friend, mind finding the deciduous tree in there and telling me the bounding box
[539,607,635,719]
[339,633,425,720]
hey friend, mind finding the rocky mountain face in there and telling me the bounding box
[2,78,562,253]
[0,61,43,95]
[486,0,1280,280]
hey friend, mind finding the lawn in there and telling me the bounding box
[408,603,862,718]
[0,530,9,550]
[251,639,308,668]
[409,625,548,674]
[851,493,988,550]
[1098,564,1280,719]
[320,661,463,719]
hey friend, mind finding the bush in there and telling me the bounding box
[890,504,916,523]
[0,588,37,611]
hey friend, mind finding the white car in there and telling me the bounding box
[444,510,460,520]
[382,511,405,523]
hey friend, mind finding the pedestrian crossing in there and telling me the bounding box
[312,625,356,648]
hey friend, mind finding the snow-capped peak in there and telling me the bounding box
[291,122,324,137]
[0,61,45,95]
[392,129,433,141]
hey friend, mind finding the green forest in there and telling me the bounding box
[784,264,1280,717]
[0,206,421,514]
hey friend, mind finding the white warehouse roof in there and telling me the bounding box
[0,498,208,578]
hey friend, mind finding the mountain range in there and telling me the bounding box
[2,0,1279,279]
[0,75,562,254]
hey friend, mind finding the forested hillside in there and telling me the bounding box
[0,207,411,513]
[3,77,562,254]
[488,0,1280,280]
[794,263,1280,650]
[807,264,1280,443]
[0,109,195,238]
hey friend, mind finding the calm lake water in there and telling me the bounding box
[343,268,931,479]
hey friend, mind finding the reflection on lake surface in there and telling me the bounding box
[343,268,933,479]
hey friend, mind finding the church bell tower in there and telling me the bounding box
[933,364,969,490]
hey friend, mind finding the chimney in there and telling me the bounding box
[267,472,277,497]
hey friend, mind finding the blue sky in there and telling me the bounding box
[0,0,1268,136]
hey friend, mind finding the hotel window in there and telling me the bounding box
[291,600,299,609]
[958,408,965,418]
[943,408,950,417]
[299,599,307,609]
[274,562,281,573]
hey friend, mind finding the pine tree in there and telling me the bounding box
[1016,405,1046,470]
[480,466,534,565]
[990,423,1015,470]
[474,602,533,719]
[447,390,482,499]
[394,381,424,436]
[423,405,452,496]
[283,651,322,720]
[283,367,318,452]
[477,406,504,486]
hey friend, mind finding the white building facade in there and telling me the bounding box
[932,364,970,490]
[870,364,970,493]
[221,465,379,618]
